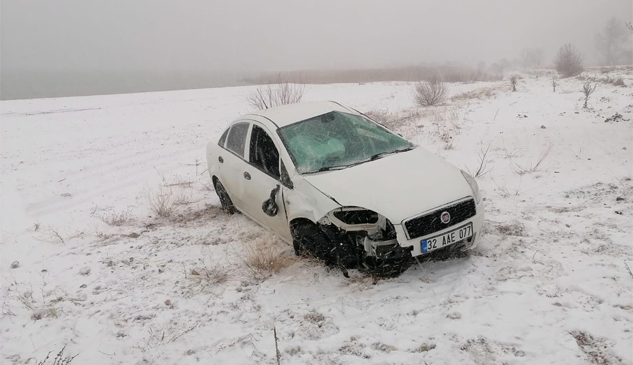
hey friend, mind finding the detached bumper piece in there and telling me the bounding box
[362,243,413,278]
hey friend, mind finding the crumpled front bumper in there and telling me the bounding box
[393,202,485,257]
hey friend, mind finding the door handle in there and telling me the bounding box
[243,172,251,180]
[218,156,224,163]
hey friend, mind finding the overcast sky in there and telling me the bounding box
[2,0,631,75]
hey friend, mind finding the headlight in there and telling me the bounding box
[332,209,379,224]
[461,170,482,204]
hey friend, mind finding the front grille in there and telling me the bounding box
[404,199,476,239]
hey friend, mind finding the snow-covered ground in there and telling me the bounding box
[1,69,632,365]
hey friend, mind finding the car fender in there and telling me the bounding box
[285,177,340,224]
[206,142,222,180]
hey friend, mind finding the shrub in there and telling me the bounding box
[147,185,174,218]
[510,75,518,92]
[237,238,296,281]
[582,82,597,108]
[246,75,305,110]
[613,77,625,86]
[413,77,449,107]
[555,43,584,77]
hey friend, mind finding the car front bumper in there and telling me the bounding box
[393,202,484,257]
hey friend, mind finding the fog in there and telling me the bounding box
[1,0,631,99]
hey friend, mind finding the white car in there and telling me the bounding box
[206,101,484,277]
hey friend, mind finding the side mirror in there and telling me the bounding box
[261,184,281,217]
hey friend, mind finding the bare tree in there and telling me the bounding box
[246,75,305,110]
[595,17,630,66]
[582,82,597,109]
[555,43,584,77]
[413,77,449,107]
[510,75,518,92]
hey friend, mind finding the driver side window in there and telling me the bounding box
[249,125,280,179]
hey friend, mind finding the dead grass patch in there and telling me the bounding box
[35,227,66,245]
[512,144,552,175]
[570,331,616,365]
[451,86,500,102]
[93,210,132,226]
[236,238,297,281]
[36,344,78,365]
[494,221,526,236]
[173,191,193,205]
[189,258,229,285]
[147,185,174,218]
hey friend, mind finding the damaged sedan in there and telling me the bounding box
[206,101,484,277]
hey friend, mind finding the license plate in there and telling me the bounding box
[421,223,473,253]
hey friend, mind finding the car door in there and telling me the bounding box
[240,123,292,241]
[217,121,251,209]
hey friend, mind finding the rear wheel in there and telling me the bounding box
[214,180,236,214]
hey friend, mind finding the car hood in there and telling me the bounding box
[302,148,473,223]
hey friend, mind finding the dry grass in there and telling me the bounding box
[173,191,193,206]
[366,108,422,132]
[35,227,66,245]
[236,238,297,281]
[466,143,493,178]
[147,184,174,218]
[494,180,521,198]
[451,86,500,102]
[189,260,229,285]
[93,210,132,226]
[513,144,552,175]
[245,65,502,84]
[494,221,525,236]
[37,345,77,365]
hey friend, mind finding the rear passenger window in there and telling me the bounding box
[225,122,249,157]
[218,128,229,147]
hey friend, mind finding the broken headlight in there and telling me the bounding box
[332,209,379,224]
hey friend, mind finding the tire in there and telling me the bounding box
[291,223,331,261]
[214,180,236,214]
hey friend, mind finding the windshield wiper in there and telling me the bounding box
[303,165,350,174]
[303,146,415,174]
[369,146,415,161]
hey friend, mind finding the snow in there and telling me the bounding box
[1,69,632,364]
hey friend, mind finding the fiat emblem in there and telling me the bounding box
[440,211,451,224]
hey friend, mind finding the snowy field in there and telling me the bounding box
[1,69,632,365]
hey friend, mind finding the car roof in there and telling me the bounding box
[244,101,351,128]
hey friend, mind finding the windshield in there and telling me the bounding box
[277,111,414,174]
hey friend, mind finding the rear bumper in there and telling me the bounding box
[394,201,484,257]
